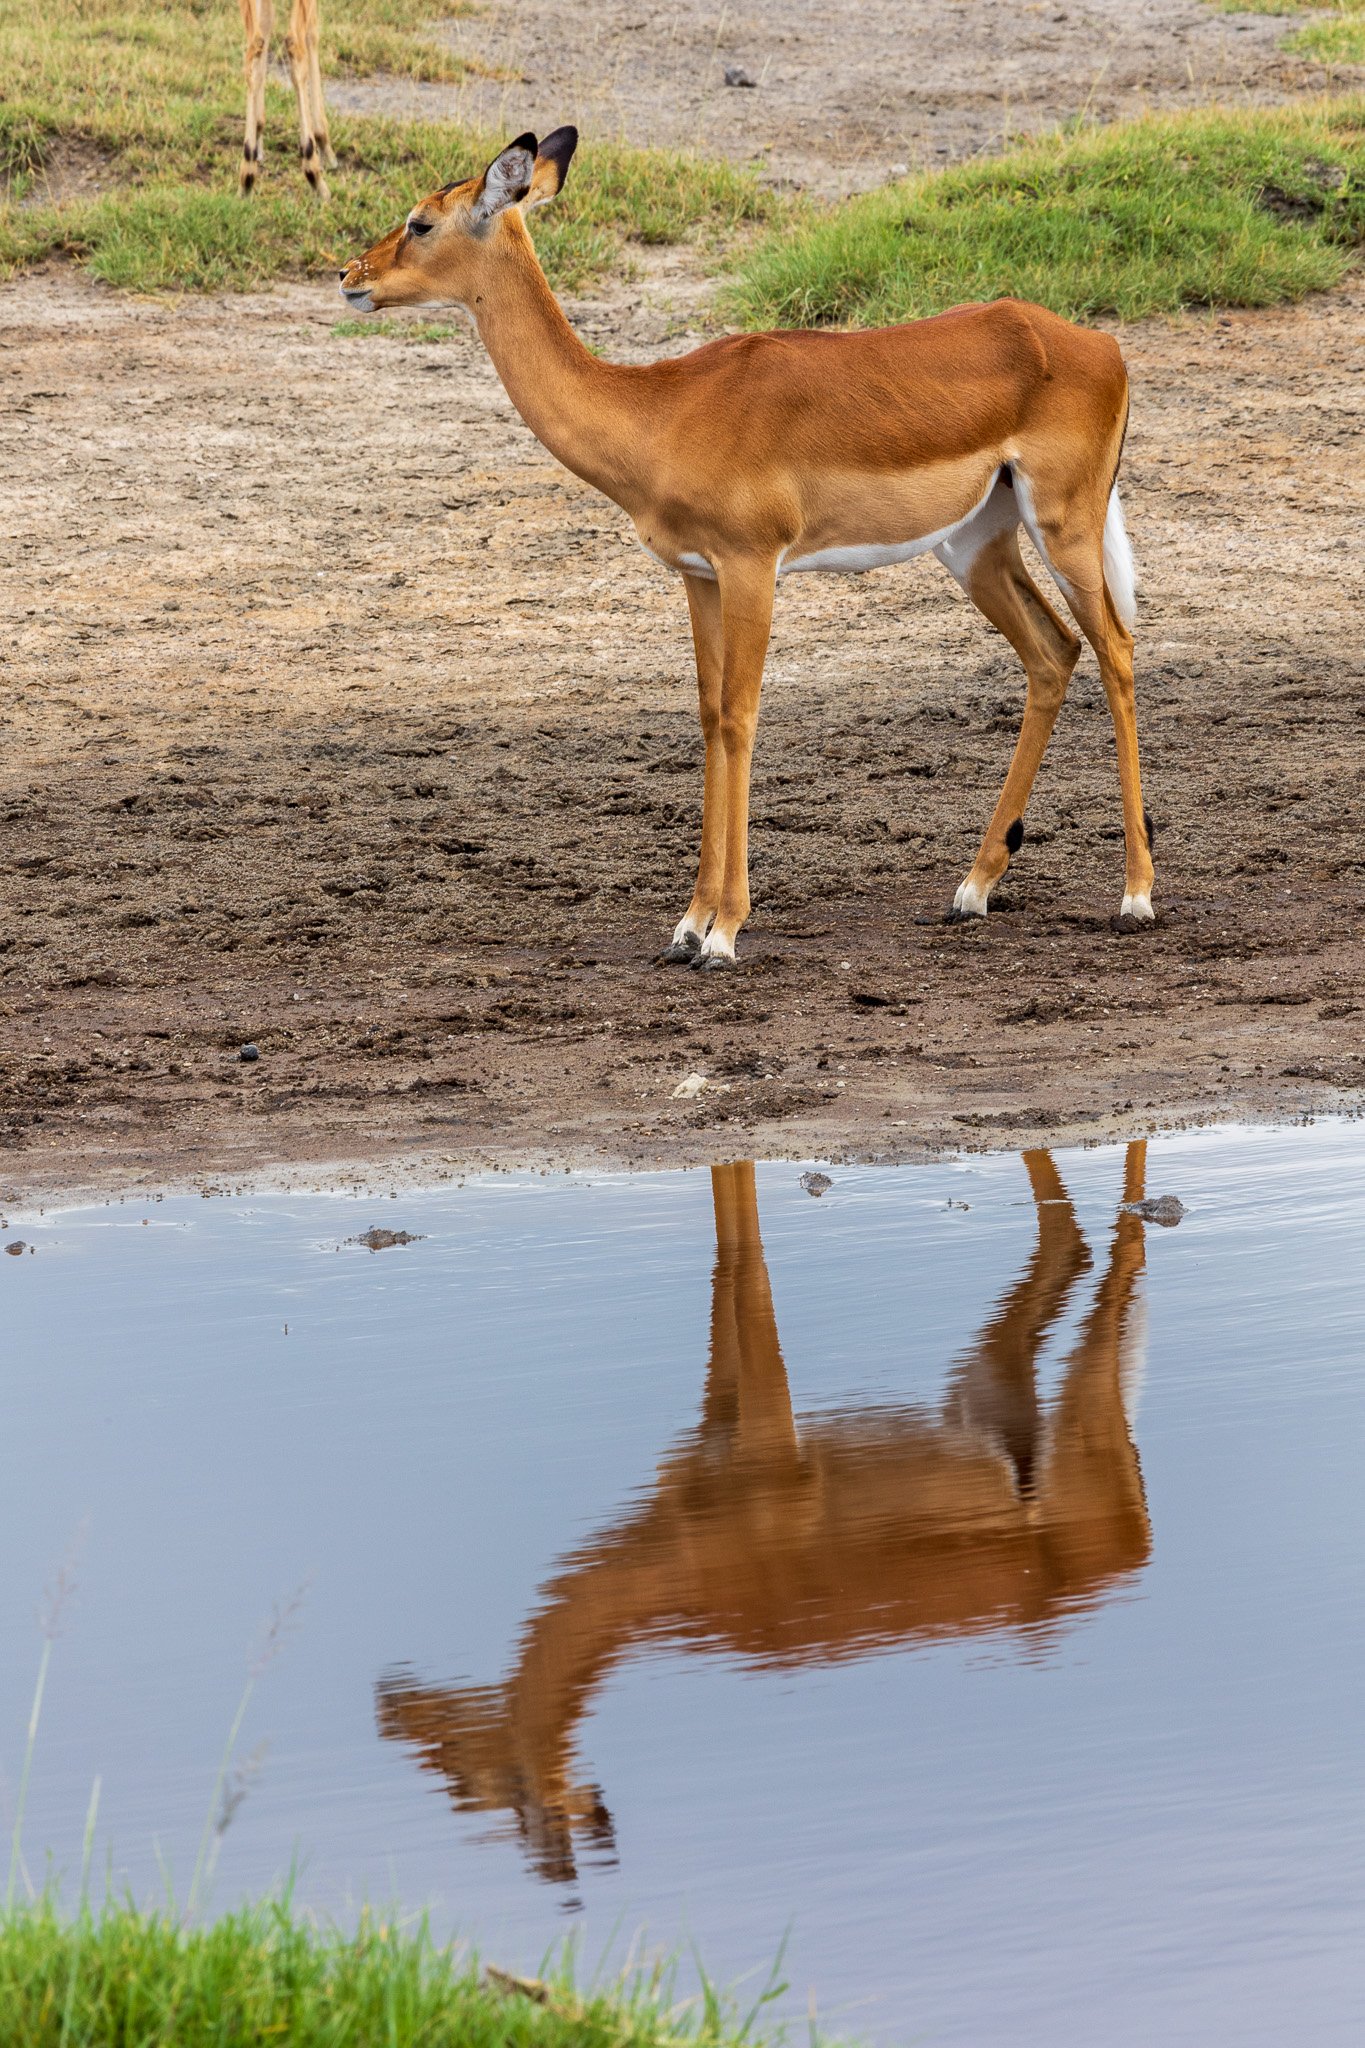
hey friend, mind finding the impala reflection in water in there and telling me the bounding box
[377,1146,1153,1885]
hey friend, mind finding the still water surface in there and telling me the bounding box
[3,1124,1364,2043]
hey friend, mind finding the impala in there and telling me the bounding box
[340,129,1155,966]
[377,1149,1153,1883]
[239,0,335,197]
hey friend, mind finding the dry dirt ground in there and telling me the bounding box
[2,249,1363,1202]
[334,0,1349,195]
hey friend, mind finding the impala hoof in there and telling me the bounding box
[691,948,735,972]
[658,931,702,966]
[1113,910,1158,936]
[942,905,984,926]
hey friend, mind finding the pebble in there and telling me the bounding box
[5,1240,26,1256]
[347,1227,424,1251]
[239,1043,260,1062]
[724,63,757,87]
[1122,1194,1188,1226]
[800,1171,833,1197]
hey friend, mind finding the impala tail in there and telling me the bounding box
[1104,485,1137,632]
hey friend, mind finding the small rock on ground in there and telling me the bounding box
[801,1171,833,1197]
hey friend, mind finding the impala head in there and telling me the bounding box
[338,126,578,312]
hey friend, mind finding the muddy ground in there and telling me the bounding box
[2,244,1362,1203]
[333,0,1348,196]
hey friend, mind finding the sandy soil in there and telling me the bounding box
[330,0,1348,196]
[2,243,1363,1203]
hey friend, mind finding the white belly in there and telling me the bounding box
[635,472,1009,582]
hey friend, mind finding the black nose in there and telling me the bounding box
[338,269,347,280]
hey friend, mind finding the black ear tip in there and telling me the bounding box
[539,124,579,162]
[507,130,538,156]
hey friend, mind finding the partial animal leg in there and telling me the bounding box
[662,571,726,963]
[286,0,330,197]
[1014,470,1154,922]
[239,0,273,195]
[298,0,336,172]
[938,514,1082,919]
[694,558,776,967]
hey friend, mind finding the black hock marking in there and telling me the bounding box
[1005,817,1025,854]
[1144,807,1155,849]
[302,136,316,159]
[242,142,256,162]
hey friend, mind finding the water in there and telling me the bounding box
[3,1123,1364,2044]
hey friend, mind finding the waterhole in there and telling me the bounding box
[3,1123,1363,2043]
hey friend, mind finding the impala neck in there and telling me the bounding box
[469,221,640,506]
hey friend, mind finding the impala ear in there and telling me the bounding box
[471,132,538,223]
[526,125,579,207]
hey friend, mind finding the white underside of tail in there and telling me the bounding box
[1104,485,1137,631]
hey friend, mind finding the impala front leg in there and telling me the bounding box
[239,0,272,195]
[662,571,727,963]
[693,557,776,969]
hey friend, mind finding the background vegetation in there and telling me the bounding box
[727,100,1365,327]
[0,0,773,292]
[1210,0,1365,66]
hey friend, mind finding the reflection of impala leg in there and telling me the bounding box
[944,1149,1091,1495]
[693,558,776,968]
[663,571,726,962]
[239,0,272,195]
[705,1163,798,1460]
[1037,1140,1152,1574]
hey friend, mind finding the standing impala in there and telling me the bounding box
[340,129,1155,966]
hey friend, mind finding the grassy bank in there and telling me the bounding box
[0,1901,802,2048]
[727,99,1365,327]
[0,0,773,292]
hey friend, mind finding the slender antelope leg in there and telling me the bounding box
[286,0,330,197]
[298,0,336,170]
[239,0,273,195]
[944,527,1082,919]
[1026,487,1155,923]
[661,571,726,963]
[693,558,776,967]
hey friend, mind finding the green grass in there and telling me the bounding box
[1210,0,1365,66]
[727,100,1365,328]
[0,1901,807,2048]
[0,0,775,293]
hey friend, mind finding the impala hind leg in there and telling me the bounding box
[939,523,1082,919]
[662,571,727,963]
[239,0,273,195]
[1019,479,1155,924]
[287,0,331,197]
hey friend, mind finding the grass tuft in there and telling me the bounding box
[726,99,1365,328]
[0,1901,804,2048]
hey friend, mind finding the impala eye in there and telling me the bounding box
[407,218,434,236]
